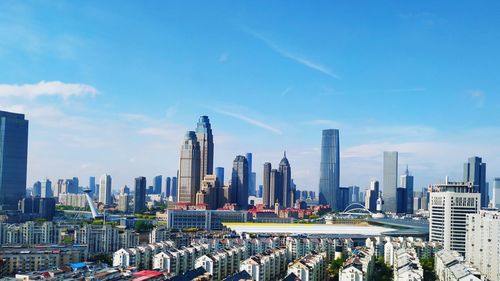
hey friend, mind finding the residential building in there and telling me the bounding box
[0,110,29,210]
[240,247,289,281]
[435,250,481,281]
[339,247,375,281]
[41,178,53,198]
[118,193,130,213]
[166,210,247,230]
[287,251,327,281]
[466,210,500,281]
[59,193,88,208]
[393,248,423,281]
[318,129,340,211]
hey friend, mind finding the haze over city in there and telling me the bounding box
[1,1,499,192]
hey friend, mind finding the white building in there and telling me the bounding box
[339,247,374,281]
[99,174,112,206]
[393,248,423,281]
[429,180,480,255]
[287,251,327,281]
[435,250,481,281]
[59,193,88,208]
[240,247,289,281]
[466,210,500,281]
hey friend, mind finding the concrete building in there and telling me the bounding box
[58,193,88,208]
[99,174,112,206]
[429,179,480,255]
[118,193,130,213]
[383,151,398,213]
[166,210,247,230]
[494,178,500,208]
[178,131,201,204]
[74,224,138,254]
[466,210,500,281]
[393,248,423,281]
[0,221,60,245]
[240,247,289,281]
[463,156,488,208]
[339,247,374,281]
[0,110,29,210]
[287,251,327,281]
[401,166,414,214]
[113,240,177,270]
[196,174,221,210]
[278,152,293,208]
[195,246,245,281]
[0,245,87,274]
[262,163,272,208]
[435,250,481,281]
[365,180,380,213]
[231,155,249,209]
[318,129,340,211]
[40,178,53,198]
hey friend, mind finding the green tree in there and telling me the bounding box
[134,220,154,233]
[421,258,437,281]
[89,253,112,265]
[373,257,393,281]
[328,256,346,281]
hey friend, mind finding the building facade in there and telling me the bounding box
[99,174,112,206]
[178,131,201,204]
[318,129,340,210]
[383,151,398,213]
[231,155,248,209]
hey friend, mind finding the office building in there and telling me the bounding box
[231,155,249,209]
[319,129,340,211]
[19,197,56,221]
[99,174,112,206]
[215,167,224,185]
[464,156,488,208]
[383,151,398,213]
[89,176,96,196]
[196,116,214,182]
[401,166,414,214]
[171,176,178,200]
[278,152,293,208]
[365,180,379,212]
[164,177,171,197]
[258,185,263,198]
[495,178,500,208]
[32,181,41,197]
[40,178,53,198]
[429,179,480,255]
[154,175,162,195]
[0,110,29,210]
[262,163,272,207]
[196,174,221,209]
[118,193,130,213]
[134,177,147,214]
[178,131,201,204]
[466,210,500,281]
[166,209,247,230]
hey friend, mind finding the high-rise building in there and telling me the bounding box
[99,174,112,206]
[278,152,293,208]
[171,177,178,200]
[365,180,379,212]
[32,181,41,197]
[134,177,146,214]
[464,156,488,208]
[41,179,53,198]
[495,178,500,208]
[383,151,398,213]
[154,175,162,195]
[164,177,171,198]
[196,116,214,182]
[465,210,500,281]
[89,177,96,196]
[178,131,201,204]
[121,185,130,195]
[72,177,79,193]
[429,179,480,255]
[118,193,130,213]
[270,169,280,207]
[319,129,340,210]
[401,166,414,214]
[0,110,29,210]
[231,155,248,209]
[246,153,255,196]
[258,185,263,198]
[262,163,272,207]
[215,167,224,185]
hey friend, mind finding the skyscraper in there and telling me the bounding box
[41,179,53,198]
[464,156,488,208]
[246,153,255,196]
[365,180,379,212]
[154,175,162,194]
[178,131,201,204]
[215,167,224,185]
[401,166,414,214]
[495,178,500,208]
[270,169,280,207]
[263,162,272,207]
[279,152,292,208]
[164,177,171,198]
[383,151,398,213]
[32,181,41,197]
[196,116,214,181]
[134,176,147,213]
[0,110,29,210]
[99,174,112,206]
[171,176,178,200]
[318,129,340,210]
[231,155,248,209]
[89,176,96,196]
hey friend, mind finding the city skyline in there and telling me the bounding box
[1,1,500,192]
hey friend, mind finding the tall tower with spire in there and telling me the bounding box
[196,116,214,182]
[279,151,292,208]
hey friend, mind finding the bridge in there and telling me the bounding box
[339,203,373,216]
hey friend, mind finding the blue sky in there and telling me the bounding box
[1,1,499,192]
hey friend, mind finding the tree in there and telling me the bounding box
[328,256,346,281]
[134,220,153,233]
[421,258,437,281]
[373,257,393,281]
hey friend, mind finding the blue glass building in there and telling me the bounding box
[0,110,29,210]
[318,129,340,210]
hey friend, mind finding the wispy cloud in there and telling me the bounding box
[219,52,229,63]
[0,81,97,99]
[244,27,339,79]
[303,119,341,128]
[212,108,282,135]
[281,86,293,96]
[385,88,427,93]
[469,90,485,108]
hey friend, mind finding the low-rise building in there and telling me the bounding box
[166,210,247,230]
[393,248,423,281]
[435,250,482,281]
[287,251,327,281]
[339,247,374,281]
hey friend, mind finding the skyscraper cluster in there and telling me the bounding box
[262,152,296,208]
[178,116,214,204]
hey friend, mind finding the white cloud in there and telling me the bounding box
[219,52,229,62]
[245,28,339,79]
[469,90,485,108]
[212,108,282,135]
[0,81,97,100]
